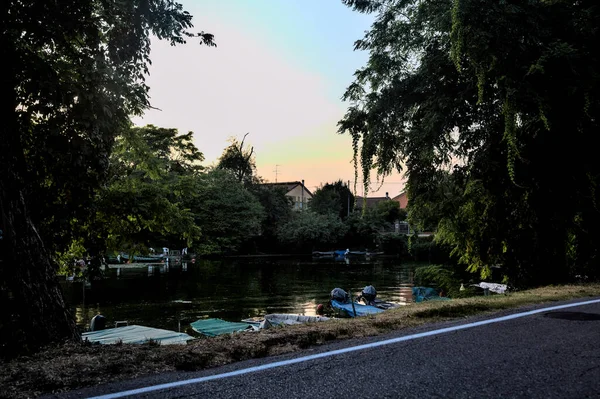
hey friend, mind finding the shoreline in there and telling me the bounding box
[2,284,599,398]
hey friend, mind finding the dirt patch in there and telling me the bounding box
[1,284,599,398]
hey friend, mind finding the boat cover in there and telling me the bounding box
[330,300,385,317]
[259,314,330,329]
[476,282,508,294]
[82,325,194,345]
[412,286,451,302]
[190,318,256,337]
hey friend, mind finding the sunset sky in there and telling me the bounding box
[133,0,406,196]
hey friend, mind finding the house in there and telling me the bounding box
[391,191,408,209]
[262,181,313,210]
[354,192,391,210]
[355,191,412,234]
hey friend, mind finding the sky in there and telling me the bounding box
[133,0,406,196]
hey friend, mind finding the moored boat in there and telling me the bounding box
[259,314,329,329]
[330,300,385,317]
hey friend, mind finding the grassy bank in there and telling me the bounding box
[2,284,599,398]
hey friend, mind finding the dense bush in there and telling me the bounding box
[377,233,408,256]
[408,236,453,263]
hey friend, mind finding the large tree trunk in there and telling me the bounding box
[0,38,79,359]
[0,180,80,358]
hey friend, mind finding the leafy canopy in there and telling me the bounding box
[340,0,600,285]
[309,180,355,220]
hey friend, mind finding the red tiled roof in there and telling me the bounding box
[354,195,390,209]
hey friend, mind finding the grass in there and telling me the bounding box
[1,284,599,398]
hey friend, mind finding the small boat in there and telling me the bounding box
[472,282,508,294]
[190,318,257,337]
[119,253,164,262]
[241,317,263,327]
[313,250,375,259]
[82,325,194,345]
[108,262,163,269]
[356,297,400,310]
[312,251,335,257]
[330,300,385,317]
[259,314,329,329]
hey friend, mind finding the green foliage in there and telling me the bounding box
[1,0,215,355]
[96,125,203,252]
[376,200,404,225]
[341,0,600,286]
[309,180,355,220]
[342,209,383,249]
[407,170,463,233]
[5,0,215,258]
[277,211,348,252]
[376,233,408,256]
[414,265,460,298]
[55,239,87,276]
[189,169,264,255]
[247,181,293,249]
[414,264,474,298]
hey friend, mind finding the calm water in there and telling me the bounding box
[62,257,418,332]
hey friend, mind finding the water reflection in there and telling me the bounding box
[63,258,419,332]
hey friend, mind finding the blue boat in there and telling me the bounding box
[330,300,385,317]
[347,251,367,256]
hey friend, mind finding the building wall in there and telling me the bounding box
[286,185,312,210]
[392,192,408,209]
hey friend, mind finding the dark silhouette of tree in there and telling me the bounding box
[340,0,600,285]
[309,180,355,220]
[0,0,214,357]
[218,133,256,184]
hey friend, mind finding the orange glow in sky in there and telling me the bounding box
[133,0,406,196]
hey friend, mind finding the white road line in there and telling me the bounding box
[88,297,600,399]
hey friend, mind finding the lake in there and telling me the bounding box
[61,257,419,333]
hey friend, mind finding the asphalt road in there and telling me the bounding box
[52,298,600,399]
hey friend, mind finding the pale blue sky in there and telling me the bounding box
[134,0,406,195]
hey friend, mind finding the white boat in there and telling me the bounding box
[82,325,194,345]
[259,314,329,329]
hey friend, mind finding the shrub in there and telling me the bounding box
[377,233,409,256]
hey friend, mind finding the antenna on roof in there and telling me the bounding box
[274,165,281,183]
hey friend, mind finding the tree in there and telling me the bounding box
[247,181,293,251]
[376,200,405,225]
[188,169,264,255]
[217,133,256,184]
[339,0,600,285]
[95,125,204,254]
[277,211,348,252]
[0,0,214,356]
[342,210,382,249]
[309,180,355,220]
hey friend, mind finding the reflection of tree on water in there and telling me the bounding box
[63,259,419,332]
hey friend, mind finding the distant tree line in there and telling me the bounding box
[64,127,415,264]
